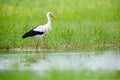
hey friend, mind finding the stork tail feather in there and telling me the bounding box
[22,32,30,39]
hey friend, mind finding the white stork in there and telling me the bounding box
[22,12,56,53]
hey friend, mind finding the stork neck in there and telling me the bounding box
[47,16,51,26]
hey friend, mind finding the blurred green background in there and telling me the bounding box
[0,0,120,50]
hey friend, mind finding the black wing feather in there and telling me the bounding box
[22,29,44,39]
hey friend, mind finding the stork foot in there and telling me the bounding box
[44,38,50,52]
[36,38,40,53]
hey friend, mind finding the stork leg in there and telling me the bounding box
[36,38,40,53]
[44,38,50,52]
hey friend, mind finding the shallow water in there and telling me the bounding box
[0,50,120,79]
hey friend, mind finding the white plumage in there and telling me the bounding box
[33,12,53,37]
[22,12,56,52]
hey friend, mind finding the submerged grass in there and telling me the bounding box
[0,0,120,50]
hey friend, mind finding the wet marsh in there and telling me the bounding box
[0,0,120,79]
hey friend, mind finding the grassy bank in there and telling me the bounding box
[0,0,120,50]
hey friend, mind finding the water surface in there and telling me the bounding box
[0,50,119,79]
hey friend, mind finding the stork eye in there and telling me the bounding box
[50,14,52,17]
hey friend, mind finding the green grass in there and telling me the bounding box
[0,70,119,80]
[0,0,120,50]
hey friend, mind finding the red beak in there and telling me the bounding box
[50,14,56,20]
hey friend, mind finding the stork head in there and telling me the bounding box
[47,12,56,20]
